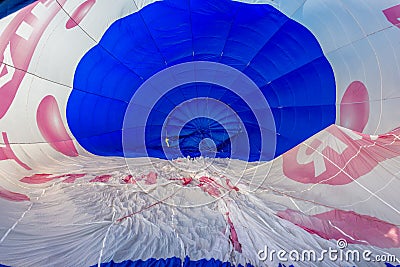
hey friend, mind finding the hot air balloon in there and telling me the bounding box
[0,0,399,266]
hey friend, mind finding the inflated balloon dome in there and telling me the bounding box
[0,0,399,266]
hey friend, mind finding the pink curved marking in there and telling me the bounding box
[278,209,400,248]
[199,176,223,187]
[0,0,67,119]
[305,139,322,155]
[20,173,53,184]
[37,95,78,157]
[21,173,86,184]
[0,132,31,170]
[227,214,242,253]
[62,174,86,183]
[283,125,400,185]
[340,81,370,132]
[66,0,96,29]
[383,4,400,28]
[89,174,112,183]
[198,176,222,197]
[137,172,157,185]
[168,177,193,186]
[226,179,239,191]
[200,185,221,197]
[123,175,135,184]
[182,177,192,186]
[0,186,29,202]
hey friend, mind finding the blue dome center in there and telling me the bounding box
[67,0,336,161]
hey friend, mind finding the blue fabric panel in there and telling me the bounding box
[67,0,336,160]
[66,90,127,156]
[73,46,143,102]
[0,0,36,19]
[144,83,262,160]
[180,118,231,158]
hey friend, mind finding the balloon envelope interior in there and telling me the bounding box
[0,0,399,266]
